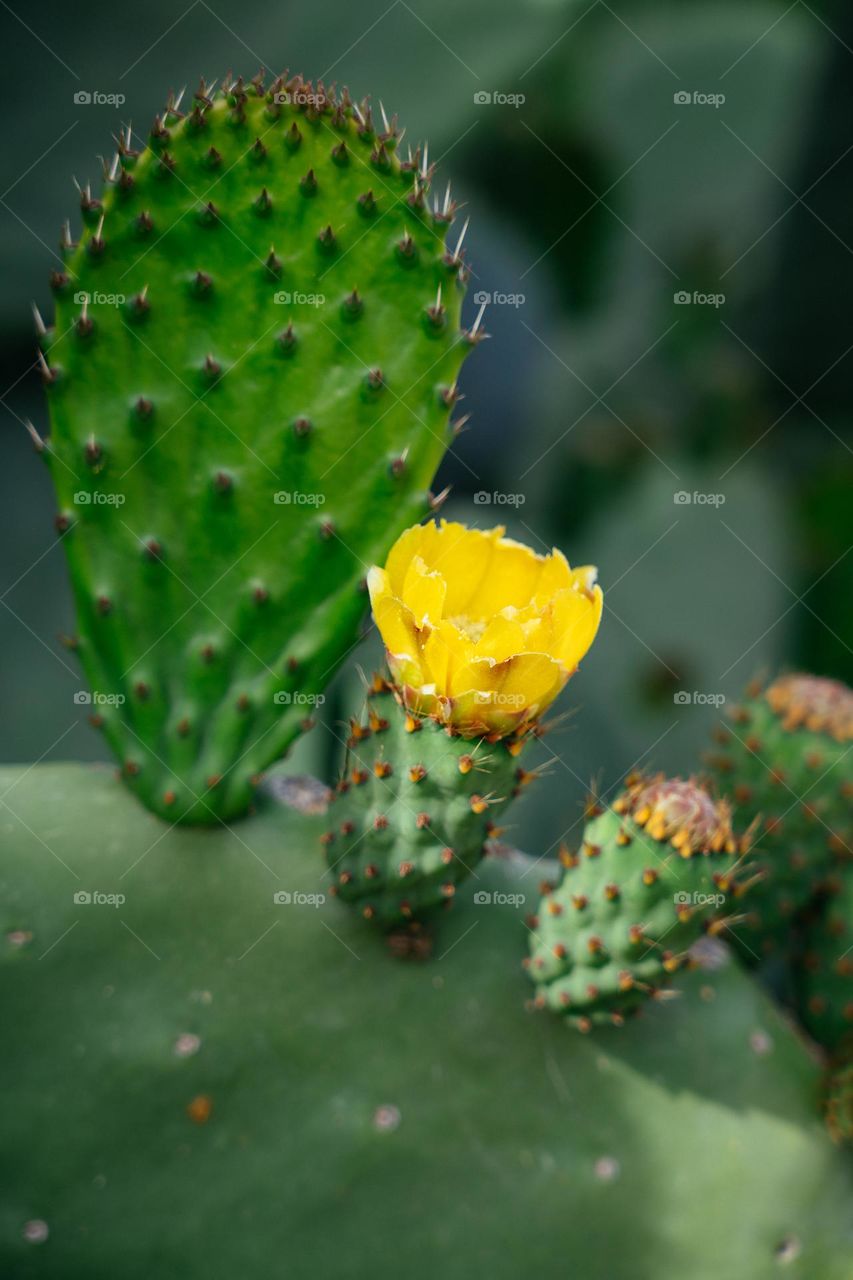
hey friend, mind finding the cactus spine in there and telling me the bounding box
[38,73,474,823]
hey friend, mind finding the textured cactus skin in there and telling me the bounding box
[824,1047,853,1144]
[526,777,752,1029]
[707,675,853,960]
[795,868,853,1050]
[40,75,471,823]
[2,763,852,1280]
[324,682,524,927]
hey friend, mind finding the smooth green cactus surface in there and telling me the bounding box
[1,763,852,1279]
[39,74,473,823]
[324,681,525,928]
[708,675,852,960]
[795,867,853,1051]
[526,776,753,1028]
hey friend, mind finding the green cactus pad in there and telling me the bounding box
[795,867,853,1051]
[1,763,852,1279]
[526,775,754,1029]
[39,74,473,823]
[323,679,525,928]
[707,674,853,959]
[824,1046,853,1144]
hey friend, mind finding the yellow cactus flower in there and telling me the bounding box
[367,520,603,738]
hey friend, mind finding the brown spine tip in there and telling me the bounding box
[278,323,298,355]
[342,289,363,319]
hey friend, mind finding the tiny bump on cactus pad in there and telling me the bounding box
[526,774,755,1029]
[707,674,853,959]
[323,679,528,928]
[40,73,473,823]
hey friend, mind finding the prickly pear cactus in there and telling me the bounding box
[37,73,474,823]
[795,867,853,1050]
[324,677,526,928]
[707,674,853,960]
[1,763,852,1280]
[324,520,603,927]
[526,775,754,1029]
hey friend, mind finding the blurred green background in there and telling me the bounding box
[2,0,851,858]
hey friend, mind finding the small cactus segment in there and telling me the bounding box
[40,74,472,823]
[526,775,753,1030]
[324,679,526,928]
[795,869,853,1051]
[708,674,853,959]
[824,1045,853,1144]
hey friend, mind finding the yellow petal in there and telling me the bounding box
[384,523,436,595]
[473,615,527,664]
[532,548,573,602]
[401,555,447,627]
[525,581,602,671]
[372,594,422,666]
[422,620,474,689]
[467,538,544,616]
[428,522,505,614]
[449,654,566,736]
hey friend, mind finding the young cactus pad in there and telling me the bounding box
[708,674,853,958]
[526,775,753,1029]
[323,678,526,928]
[38,73,474,822]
